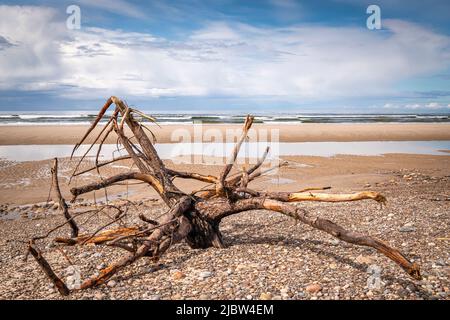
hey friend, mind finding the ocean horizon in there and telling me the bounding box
[0,112,449,125]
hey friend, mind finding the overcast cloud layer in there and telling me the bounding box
[0,3,450,112]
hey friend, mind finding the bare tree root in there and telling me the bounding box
[27,96,422,296]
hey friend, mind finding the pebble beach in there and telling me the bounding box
[0,154,449,300]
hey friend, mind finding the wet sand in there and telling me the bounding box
[1,123,450,145]
[1,153,449,205]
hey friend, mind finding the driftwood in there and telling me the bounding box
[27,96,422,296]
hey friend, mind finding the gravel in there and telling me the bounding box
[0,168,449,300]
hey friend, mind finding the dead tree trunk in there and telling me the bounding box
[28,96,422,295]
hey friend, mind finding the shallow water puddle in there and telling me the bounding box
[269,177,296,185]
[0,210,33,221]
[0,141,449,162]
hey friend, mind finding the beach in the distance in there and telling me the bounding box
[2,123,450,145]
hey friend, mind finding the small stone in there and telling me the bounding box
[148,294,161,300]
[355,255,374,265]
[45,242,55,249]
[107,280,117,287]
[280,287,289,294]
[399,223,416,232]
[236,264,247,271]
[66,265,77,275]
[246,295,253,300]
[259,292,272,300]
[306,284,322,294]
[94,293,104,300]
[172,271,185,280]
[78,252,89,258]
[329,239,340,246]
[97,263,107,270]
[435,259,446,266]
[198,271,212,279]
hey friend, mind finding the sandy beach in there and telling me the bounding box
[0,123,449,300]
[1,123,450,145]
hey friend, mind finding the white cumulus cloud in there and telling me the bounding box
[1,5,450,107]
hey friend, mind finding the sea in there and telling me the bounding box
[0,112,449,125]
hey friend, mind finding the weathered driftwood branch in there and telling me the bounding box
[28,241,70,296]
[197,197,419,279]
[217,115,254,196]
[28,96,422,296]
[235,188,387,204]
[79,196,192,289]
[70,172,162,201]
[52,158,79,238]
[54,227,140,245]
[72,154,131,177]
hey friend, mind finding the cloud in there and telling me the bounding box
[1,5,450,106]
[384,102,450,110]
[424,102,448,109]
[0,35,14,50]
[0,5,67,91]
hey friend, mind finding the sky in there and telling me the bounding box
[0,0,450,113]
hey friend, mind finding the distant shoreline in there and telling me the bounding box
[1,123,450,145]
[0,112,449,126]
